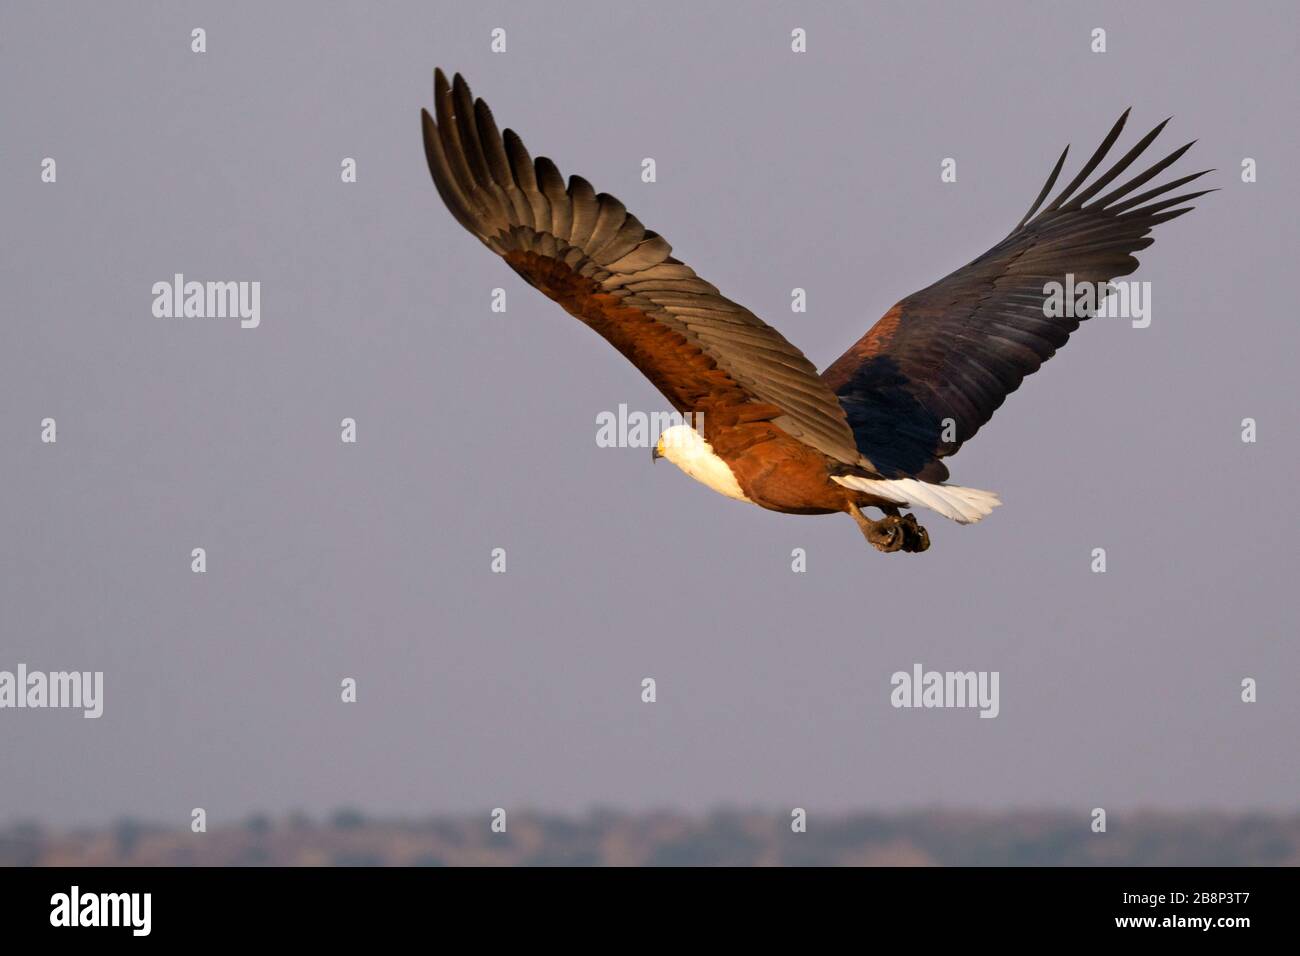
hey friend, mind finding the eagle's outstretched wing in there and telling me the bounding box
[822,110,1213,481]
[422,69,862,466]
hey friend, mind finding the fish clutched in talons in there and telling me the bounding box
[849,504,930,554]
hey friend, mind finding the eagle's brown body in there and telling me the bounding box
[424,70,1207,553]
[506,248,877,517]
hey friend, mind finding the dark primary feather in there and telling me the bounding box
[823,111,1213,481]
[422,69,865,467]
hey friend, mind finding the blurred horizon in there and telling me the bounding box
[6,808,1298,867]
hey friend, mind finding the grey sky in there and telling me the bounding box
[1,0,1297,827]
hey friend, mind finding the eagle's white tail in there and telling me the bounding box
[832,475,1001,525]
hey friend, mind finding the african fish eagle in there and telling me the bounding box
[421,69,1209,553]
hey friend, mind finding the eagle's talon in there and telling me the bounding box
[902,518,930,553]
[866,515,906,553]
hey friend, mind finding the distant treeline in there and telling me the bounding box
[3,809,1297,867]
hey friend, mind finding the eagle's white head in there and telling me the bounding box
[653,425,752,503]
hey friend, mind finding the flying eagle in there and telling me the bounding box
[421,70,1209,553]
